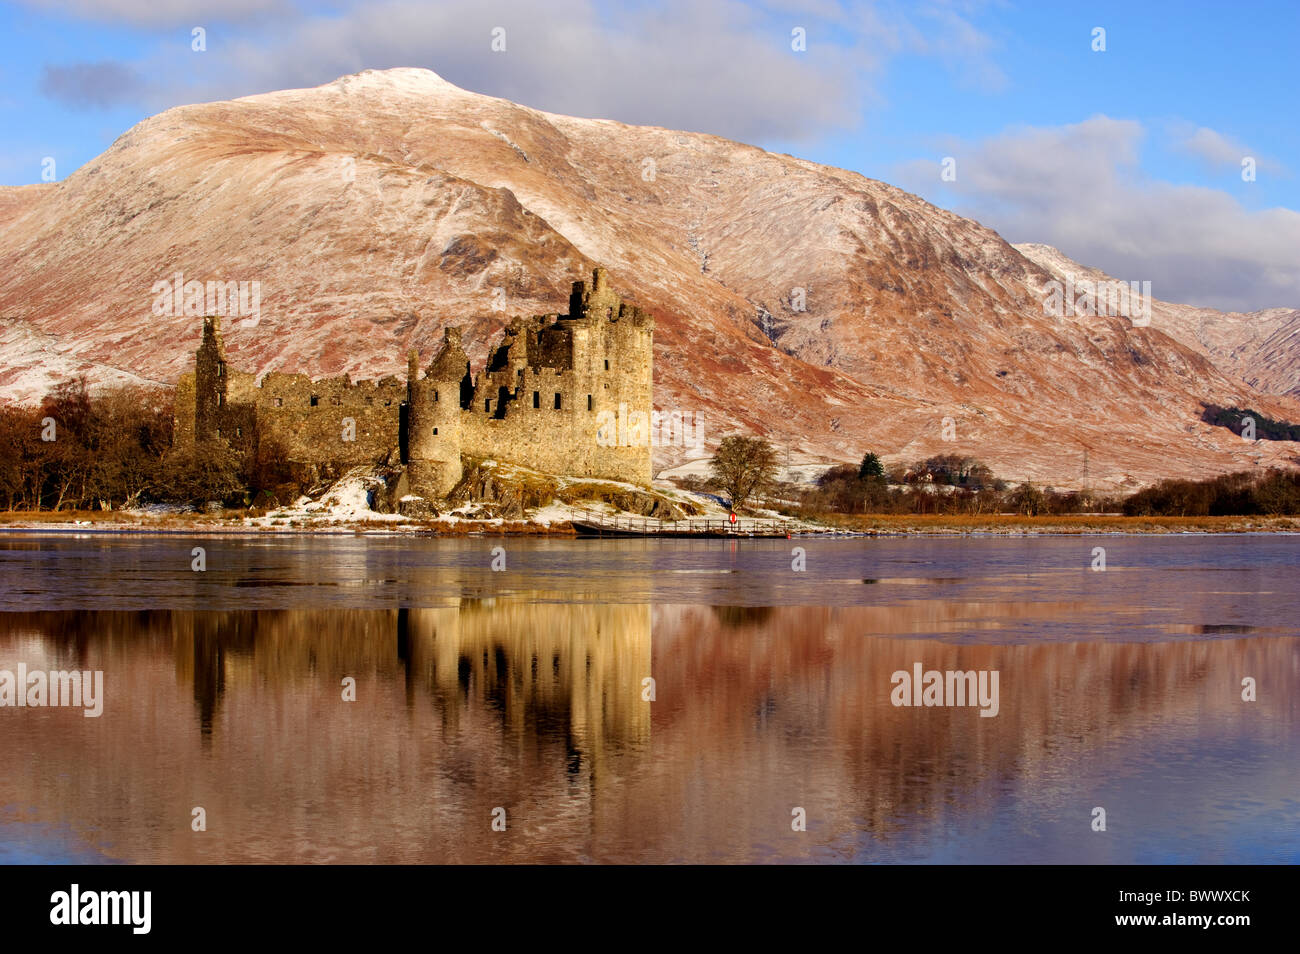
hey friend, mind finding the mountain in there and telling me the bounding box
[1,67,1297,489]
[1015,243,1300,401]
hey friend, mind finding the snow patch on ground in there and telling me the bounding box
[246,468,408,527]
[127,503,194,516]
[529,502,581,526]
[656,458,713,481]
[0,318,162,406]
[123,457,820,532]
[656,456,832,487]
[434,501,498,522]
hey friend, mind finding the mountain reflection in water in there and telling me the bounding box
[1,581,1295,863]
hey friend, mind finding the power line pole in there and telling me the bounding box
[1082,444,1092,510]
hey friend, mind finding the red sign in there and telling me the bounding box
[729,512,737,524]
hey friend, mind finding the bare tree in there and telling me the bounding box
[159,438,245,506]
[709,435,779,511]
[1008,481,1046,516]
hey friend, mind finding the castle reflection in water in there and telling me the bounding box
[0,596,1296,864]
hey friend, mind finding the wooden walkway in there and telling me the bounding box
[569,509,797,538]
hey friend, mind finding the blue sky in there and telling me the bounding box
[2,0,1297,310]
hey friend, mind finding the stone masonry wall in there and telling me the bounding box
[176,268,653,496]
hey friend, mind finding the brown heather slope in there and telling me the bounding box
[1016,243,1300,402]
[0,68,1297,489]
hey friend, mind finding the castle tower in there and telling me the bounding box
[569,266,622,324]
[406,326,469,499]
[618,300,654,415]
[193,316,228,442]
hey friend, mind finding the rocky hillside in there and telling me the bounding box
[1,68,1297,489]
[1016,243,1300,400]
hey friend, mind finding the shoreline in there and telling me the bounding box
[812,513,1300,535]
[2,512,1298,537]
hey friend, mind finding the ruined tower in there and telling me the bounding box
[449,266,655,485]
[193,316,228,443]
[406,326,469,499]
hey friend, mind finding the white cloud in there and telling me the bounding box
[112,0,876,144]
[1181,126,1250,166]
[37,0,1007,145]
[19,0,292,27]
[1171,122,1284,175]
[902,1,1008,92]
[897,116,1300,312]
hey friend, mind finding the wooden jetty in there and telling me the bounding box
[569,509,798,538]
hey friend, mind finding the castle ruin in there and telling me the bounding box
[175,268,654,497]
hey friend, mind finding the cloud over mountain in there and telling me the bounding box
[899,116,1300,313]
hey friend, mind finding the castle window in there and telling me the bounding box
[217,362,224,377]
[433,428,438,436]
[217,393,223,406]
[310,395,319,407]
[533,391,539,408]
[274,397,283,407]
[434,390,439,403]
[554,393,562,409]
[216,428,221,438]
[236,427,242,437]
[587,394,593,411]
[604,359,609,370]
[485,399,491,412]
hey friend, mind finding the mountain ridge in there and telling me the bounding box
[1015,242,1300,400]
[1,67,1297,489]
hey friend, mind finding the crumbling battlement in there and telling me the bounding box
[175,268,654,496]
[175,316,404,467]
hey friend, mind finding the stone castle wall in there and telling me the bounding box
[176,268,653,496]
[177,316,403,469]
